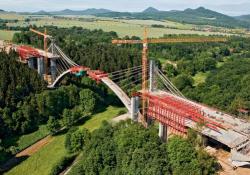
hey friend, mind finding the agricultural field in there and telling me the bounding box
[5,106,125,175]
[3,14,232,38]
[0,13,26,20]
[0,30,17,40]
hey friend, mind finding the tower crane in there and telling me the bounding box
[112,28,227,125]
[30,28,53,81]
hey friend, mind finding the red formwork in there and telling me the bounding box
[17,46,40,60]
[87,70,109,83]
[158,93,224,131]
[141,92,224,134]
[147,95,187,134]
[70,66,90,73]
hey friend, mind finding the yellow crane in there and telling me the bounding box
[112,28,227,125]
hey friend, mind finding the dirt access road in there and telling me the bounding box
[1,136,53,172]
[16,136,53,157]
[212,149,250,175]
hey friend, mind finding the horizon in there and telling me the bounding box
[0,0,250,16]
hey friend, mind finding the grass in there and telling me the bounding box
[80,106,125,131]
[6,15,230,38]
[0,13,26,20]
[3,125,49,153]
[216,57,230,68]
[5,106,125,175]
[158,57,167,64]
[193,72,210,86]
[17,125,49,151]
[0,30,17,40]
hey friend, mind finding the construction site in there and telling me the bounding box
[0,26,250,174]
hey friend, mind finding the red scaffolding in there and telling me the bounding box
[17,45,41,60]
[141,92,224,134]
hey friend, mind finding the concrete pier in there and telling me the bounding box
[50,59,57,81]
[159,122,168,142]
[37,57,44,76]
[131,96,139,122]
[28,58,34,69]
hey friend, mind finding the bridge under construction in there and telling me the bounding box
[1,29,250,167]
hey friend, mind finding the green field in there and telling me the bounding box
[0,13,26,20]
[27,19,230,38]
[0,30,17,40]
[3,14,231,38]
[16,125,49,151]
[3,125,49,154]
[5,106,125,175]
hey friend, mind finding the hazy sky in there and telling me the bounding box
[0,0,250,16]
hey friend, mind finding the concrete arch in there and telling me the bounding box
[47,70,71,88]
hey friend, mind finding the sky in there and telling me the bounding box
[0,0,250,16]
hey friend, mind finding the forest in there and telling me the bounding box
[65,121,217,175]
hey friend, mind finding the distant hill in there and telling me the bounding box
[32,10,51,15]
[3,7,250,29]
[0,9,5,12]
[143,7,159,13]
[235,14,250,22]
[96,7,250,28]
[48,8,113,15]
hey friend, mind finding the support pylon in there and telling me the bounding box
[149,60,155,92]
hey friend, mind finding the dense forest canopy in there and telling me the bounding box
[67,121,218,175]
[0,52,45,108]
[185,59,250,113]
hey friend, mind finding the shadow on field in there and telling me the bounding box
[0,155,28,173]
[74,115,92,127]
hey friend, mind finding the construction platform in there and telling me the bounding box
[150,90,250,166]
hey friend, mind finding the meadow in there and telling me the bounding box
[1,13,231,38]
[4,125,49,153]
[0,30,17,40]
[5,106,125,175]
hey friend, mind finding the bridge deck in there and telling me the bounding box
[35,48,59,59]
[150,91,250,150]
